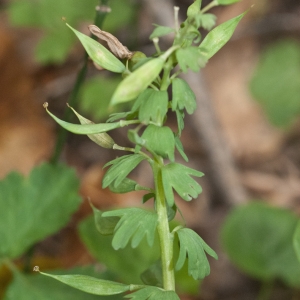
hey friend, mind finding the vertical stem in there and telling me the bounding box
[152,161,175,291]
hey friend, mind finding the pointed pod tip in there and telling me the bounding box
[43,102,48,109]
[33,266,40,272]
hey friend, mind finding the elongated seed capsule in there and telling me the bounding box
[66,24,125,73]
[67,104,115,149]
[111,57,165,105]
[110,45,178,105]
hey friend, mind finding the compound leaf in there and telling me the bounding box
[125,286,180,300]
[174,135,188,162]
[0,163,81,260]
[102,208,158,249]
[161,163,204,206]
[102,154,146,188]
[175,228,218,280]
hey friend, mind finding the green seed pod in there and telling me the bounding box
[111,57,165,105]
[67,104,115,149]
[67,24,125,73]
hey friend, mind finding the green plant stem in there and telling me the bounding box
[152,161,175,291]
[50,0,110,164]
[200,0,218,14]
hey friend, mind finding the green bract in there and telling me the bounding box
[67,24,125,73]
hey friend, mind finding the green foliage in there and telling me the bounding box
[176,47,207,72]
[294,221,300,263]
[79,216,160,285]
[249,40,300,128]
[221,202,300,287]
[0,163,81,260]
[4,266,121,300]
[138,90,169,126]
[149,25,175,40]
[125,286,180,300]
[141,125,175,161]
[161,163,204,206]
[8,0,135,64]
[102,154,147,188]
[41,1,245,297]
[175,228,218,280]
[102,208,158,249]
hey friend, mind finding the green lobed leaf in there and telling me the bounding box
[294,221,300,263]
[176,47,207,73]
[194,13,216,30]
[221,202,300,287]
[141,125,175,161]
[216,0,241,5]
[111,57,165,105]
[3,266,121,300]
[102,208,158,249]
[91,204,119,235]
[149,25,175,40]
[172,78,197,115]
[249,40,300,128]
[78,216,160,284]
[67,24,125,73]
[41,272,130,296]
[175,228,218,280]
[0,163,81,260]
[44,104,135,134]
[199,11,247,59]
[139,90,169,126]
[125,286,180,300]
[102,154,146,188]
[161,163,204,206]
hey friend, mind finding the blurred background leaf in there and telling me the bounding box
[249,39,300,128]
[221,202,300,287]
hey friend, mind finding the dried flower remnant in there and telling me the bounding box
[89,25,133,59]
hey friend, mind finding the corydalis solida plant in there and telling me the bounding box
[40,0,246,298]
